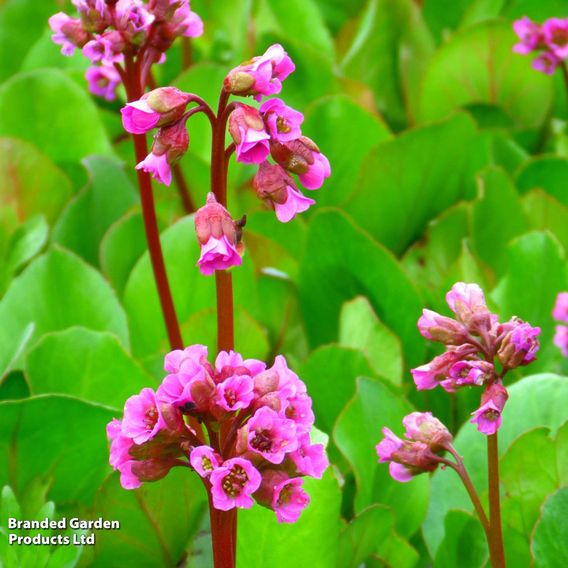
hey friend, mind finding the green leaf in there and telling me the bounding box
[0,247,129,378]
[333,377,430,536]
[346,112,486,255]
[433,510,488,568]
[338,505,394,568]
[522,190,568,254]
[471,166,528,276]
[0,395,115,505]
[302,95,392,207]
[93,470,206,568]
[340,0,435,129]
[25,328,154,409]
[299,344,375,434]
[423,373,568,557]
[0,70,112,166]
[374,531,419,568]
[237,468,341,568]
[531,487,568,568]
[516,156,568,208]
[53,156,139,267]
[339,297,403,385]
[299,209,425,366]
[418,21,554,130]
[491,231,567,372]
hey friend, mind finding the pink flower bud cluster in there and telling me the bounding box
[553,292,568,357]
[107,345,328,523]
[412,282,540,435]
[49,0,203,101]
[121,86,193,184]
[512,16,568,75]
[376,412,453,482]
[225,45,331,223]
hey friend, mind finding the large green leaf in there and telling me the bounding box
[302,95,392,207]
[237,468,341,568]
[423,373,568,557]
[53,156,139,267]
[491,231,567,372]
[333,377,430,536]
[0,247,129,378]
[0,70,112,166]
[516,156,568,208]
[0,395,115,505]
[25,328,154,409]
[418,21,554,130]
[345,112,486,255]
[522,190,568,254]
[299,209,425,366]
[93,470,206,568]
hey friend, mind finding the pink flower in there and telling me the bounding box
[85,65,121,101]
[82,31,124,65]
[228,104,271,164]
[376,428,414,483]
[214,350,266,377]
[270,136,331,190]
[121,87,191,134]
[542,18,568,59]
[288,432,328,478]
[513,16,544,54]
[533,51,560,74]
[121,388,166,444]
[106,419,141,489]
[554,325,568,357]
[224,44,295,101]
[282,393,314,433]
[48,13,89,56]
[497,320,540,368]
[445,282,491,328]
[410,345,476,390]
[272,476,310,523]
[253,161,314,222]
[214,375,255,412]
[136,152,172,185]
[194,194,243,276]
[73,0,107,17]
[417,309,467,345]
[402,412,452,451]
[210,457,261,510]
[115,0,155,42]
[552,292,568,324]
[164,344,208,373]
[190,445,222,477]
[169,2,204,37]
[440,360,494,392]
[471,384,508,435]
[242,407,298,464]
[260,98,304,143]
[157,353,208,408]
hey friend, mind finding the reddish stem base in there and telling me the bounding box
[208,495,237,568]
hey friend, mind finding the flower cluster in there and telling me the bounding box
[49,0,203,101]
[553,292,568,356]
[107,345,327,522]
[512,16,568,74]
[225,45,331,223]
[412,282,540,435]
[376,412,453,483]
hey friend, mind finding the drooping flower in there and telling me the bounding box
[402,412,453,451]
[513,16,544,54]
[209,457,262,510]
[228,104,271,164]
[85,65,121,101]
[262,473,310,523]
[49,13,90,56]
[470,383,508,435]
[260,98,304,143]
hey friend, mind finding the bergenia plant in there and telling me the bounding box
[49,2,331,566]
[377,282,541,568]
[553,292,568,357]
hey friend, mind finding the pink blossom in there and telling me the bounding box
[214,351,266,377]
[121,388,166,444]
[513,16,544,54]
[48,13,89,56]
[275,186,315,222]
[260,98,304,143]
[533,51,560,74]
[376,429,414,483]
[552,292,568,324]
[417,309,467,344]
[224,44,295,101]
[299,151,331,190]
[497,321,540,368]
[164,345,208,373]
[471,384,508,435]
[157,353,207,408]
[542,18,568,59]
[229,104,271,164]
[122,99,161,133]
[197,235,242,276]
[445,282,490,327]
[82,31,124,65]
[272,476,310,523]
[210,458,261,510]
[73,0,107,17]
[136,152,172,185]
[243,407,298,464]
[116,0,155,41]
[288,432,328,478]
[410,345,476,390]
[190,445,222,477]
[282,393,314,433]
[85,65,121,101]
[169,2,204,37]
[554,325,568,357]
[440,360,494,392]
[214,375,255,412]
[402,412,452,451]
[106,419,141,489]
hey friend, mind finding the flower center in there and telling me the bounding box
[251,430,273,452]
[222,465,248,497]
[224,389,237,407]
[277,117,291,133]
[145,406,158,430]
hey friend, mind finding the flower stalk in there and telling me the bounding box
[487,433,506,568]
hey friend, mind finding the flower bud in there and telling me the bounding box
[470,383,508,435]
[445,282,493,331]
[229,104,270,164]
[131,458,174,482]
[115,0,155,43]
[497,320,540,369]
[49,13,91,56]
[253,369,280,396]
[270,136,331,190]
[402,412,453,452]
[417,309,468,345]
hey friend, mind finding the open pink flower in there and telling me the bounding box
[229,104,271,164]
[210,458,261,510]
[288,432,328,479]
[553,292,568,324]
[470,384,508,435]
[83,31,124,65]
[497,320,540,368]
[169,2,204,37]
[272,476,310,523]
[410,345,476,390]
[533,51,560,74]
[165,344,208,373]
[260,98,304,143]
[440,360,494,392]
[157,354,207,408]
[214,350,266,377]
[197,236,242,276]
[122,99,161,133]
[190,446,222,477]
[116,0,155,41]
[542,18,568,59]
[121,388,166,444]
[513,16,544,54]
[376,428,414,483]
[136,152,172,185]
[214,375,255,412]
[85,65,121,101]
[49,13,89,56]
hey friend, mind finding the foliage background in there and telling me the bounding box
[0,0,568,566]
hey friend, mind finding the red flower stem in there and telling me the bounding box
[208,494,237,568]
[488,434,506,567]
